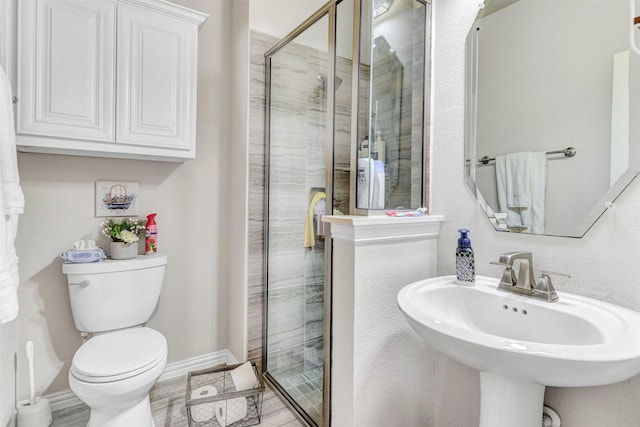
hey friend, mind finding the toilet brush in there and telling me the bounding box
[17,341,52,427]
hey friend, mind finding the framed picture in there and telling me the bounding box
[96,181,139,217]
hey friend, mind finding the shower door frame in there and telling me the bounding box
[263,1,358,426]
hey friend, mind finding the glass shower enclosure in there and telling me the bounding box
[264,8,336,427]
[264,1,430,425]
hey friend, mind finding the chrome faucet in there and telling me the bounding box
[492,252,569,302]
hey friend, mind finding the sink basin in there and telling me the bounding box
[398,275,640,427]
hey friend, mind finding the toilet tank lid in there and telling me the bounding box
[62,253,167,275]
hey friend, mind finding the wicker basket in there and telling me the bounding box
[185,363,264,427]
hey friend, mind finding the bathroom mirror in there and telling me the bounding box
[464,0,640,237]
[356,0,429,211]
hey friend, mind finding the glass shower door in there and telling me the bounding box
[265,14,330,427]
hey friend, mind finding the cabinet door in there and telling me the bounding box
[116,4,196,151]
[18,0,115,141]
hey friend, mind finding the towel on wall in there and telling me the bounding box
[496,151,546,233]
[0,64,25,324]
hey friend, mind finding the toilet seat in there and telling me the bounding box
[71,327,167,383]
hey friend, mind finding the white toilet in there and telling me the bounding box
[62,254,168,427]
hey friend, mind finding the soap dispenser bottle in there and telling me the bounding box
[456,229,475,285]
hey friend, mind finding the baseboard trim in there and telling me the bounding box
[158,348,238,382]
[48,349,238,412]
[47,389,82,413]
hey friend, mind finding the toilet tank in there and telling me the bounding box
[62,254,167,333]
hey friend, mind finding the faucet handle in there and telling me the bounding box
[540,270,571,279]
[489,261,511,268]
[490,261,516,287]
[534,270,569,302]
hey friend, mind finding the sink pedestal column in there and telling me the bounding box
[479,372,545,427]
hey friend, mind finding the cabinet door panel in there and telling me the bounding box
[117,5,196,150]
[18,0,115,141]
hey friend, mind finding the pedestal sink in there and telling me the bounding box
[397,275,640,427]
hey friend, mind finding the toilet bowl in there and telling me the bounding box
[62,254,168,427]
[69,328,167,427]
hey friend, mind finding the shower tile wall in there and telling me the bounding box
[247,31,353,378]
[367,3,427,210]
[371,36,403,208]
[410,4,428,207]
[247,31,271,369]
[268,37,327,377]
[333,55,354,215]
[371,34,424,209]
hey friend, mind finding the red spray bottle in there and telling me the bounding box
[145,213,157,254]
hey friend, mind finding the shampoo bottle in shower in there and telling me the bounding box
[357,158,374,209]
[373,131,385,163]
[360,135,369,158]
[145,213,157,254]
[456,229,475,285]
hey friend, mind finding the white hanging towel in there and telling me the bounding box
[519,151,546,234]
[0,65,25,324]
[505,151,531,208]
[496,155,525,228]
[496,151,546,233]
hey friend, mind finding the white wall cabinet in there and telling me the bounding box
[16,0,207,161]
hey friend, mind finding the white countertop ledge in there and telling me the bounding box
[323,214,445,244]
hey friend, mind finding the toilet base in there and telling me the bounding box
[87,395,154,427]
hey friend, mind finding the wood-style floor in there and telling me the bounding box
[50,374,304,427]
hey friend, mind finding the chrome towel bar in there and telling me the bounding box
[478,147,576,165]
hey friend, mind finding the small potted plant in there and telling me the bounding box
[100,217,146,260]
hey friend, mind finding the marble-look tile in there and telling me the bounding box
[267,346,305,378]
[303,338,323,370]
[248,31,276,371]
[304,282,324,305]
[303,249,324,280]
[50,404,90,427]
[304,316,323,343]
[267,285,305,348]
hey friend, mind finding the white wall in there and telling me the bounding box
[249,0,326,41]
[433,0,640,425]
[9,0,232,400]
[229,0,250,362]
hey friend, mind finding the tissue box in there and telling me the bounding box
[60,248,106,263]
[185,362,264,427]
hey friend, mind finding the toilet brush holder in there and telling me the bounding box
[17,398,52,427]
